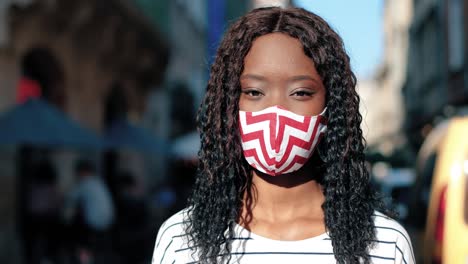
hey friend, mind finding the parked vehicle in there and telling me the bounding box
[407,117,468,263]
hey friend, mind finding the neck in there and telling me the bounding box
[242,162,325,224]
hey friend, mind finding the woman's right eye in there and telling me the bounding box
[242,89,263,97]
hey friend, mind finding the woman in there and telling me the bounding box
[153,7,414,264]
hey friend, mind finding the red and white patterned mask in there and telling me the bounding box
[239,106,327,176]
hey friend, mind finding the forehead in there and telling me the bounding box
[242,33,318,77]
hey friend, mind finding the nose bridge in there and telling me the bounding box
[267,87,287,108]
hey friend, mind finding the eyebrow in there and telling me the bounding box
[240,74,320,84]
[240,74,266,81]
[289,75,319,83]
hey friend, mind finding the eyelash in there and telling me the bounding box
[291,90,314,97]
[241,89,315,97]
[242,89,264,97]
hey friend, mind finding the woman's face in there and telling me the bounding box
[239,33,326,116]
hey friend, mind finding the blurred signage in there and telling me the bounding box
[176,0,207,30]
[253,0,290,8]
[207,0,225,64]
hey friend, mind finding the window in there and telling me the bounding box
[448,0,464,71]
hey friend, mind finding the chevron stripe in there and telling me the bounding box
[239,106,327,176]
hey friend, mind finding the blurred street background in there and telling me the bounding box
[0,0,466,263]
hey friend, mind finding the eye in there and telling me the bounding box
[291,89,314,97]
[242,89,264,97]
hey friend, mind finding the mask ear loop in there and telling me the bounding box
[316,107,328,163]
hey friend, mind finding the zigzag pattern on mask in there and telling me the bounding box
[239,106,327,176]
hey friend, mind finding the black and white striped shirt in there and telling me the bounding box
[152,209,415,264]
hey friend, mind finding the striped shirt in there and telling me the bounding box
[152,209,415,264]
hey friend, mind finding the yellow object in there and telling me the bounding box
[424,117,468,264]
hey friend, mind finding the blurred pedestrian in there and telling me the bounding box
[114,171,152,264]
[23,160,61,264]
[169,159,196,212]
[64,159,115,264]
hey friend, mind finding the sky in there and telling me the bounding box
[293,0,384,80]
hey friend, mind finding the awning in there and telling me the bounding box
[0,99,103,148]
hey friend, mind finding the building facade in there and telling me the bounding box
[360,0,413,157]
[403,0,468,149]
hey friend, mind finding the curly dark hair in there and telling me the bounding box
[186,6,386,264]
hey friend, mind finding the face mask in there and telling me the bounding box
[239,106,327,176]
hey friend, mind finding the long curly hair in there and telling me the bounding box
[186,7,385,264]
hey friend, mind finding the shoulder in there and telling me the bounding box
[372,211,411,243]
[152,209,191,264]
[371,211,415,264]
[155,208,190,245]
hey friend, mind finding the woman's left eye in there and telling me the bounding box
[291,90,314,97]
